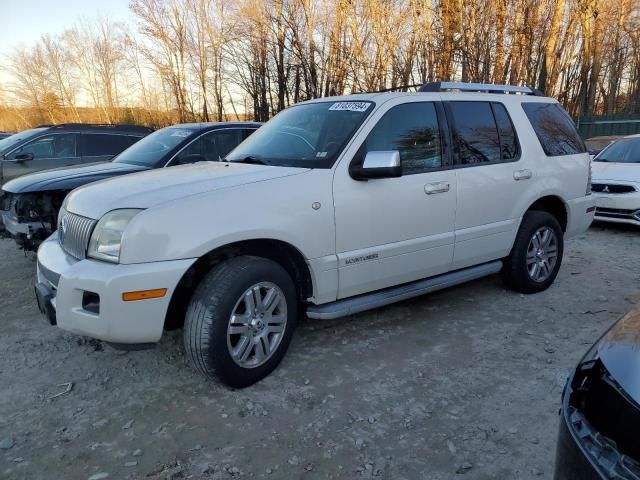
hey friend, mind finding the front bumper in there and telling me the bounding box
[36,233,196,344]
[554,362,640,480]
[592,192,640,226]
[2,210,52,235]
[565,195,596,238]
[1,210,53,250]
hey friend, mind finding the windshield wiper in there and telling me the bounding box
[229,155,271,166]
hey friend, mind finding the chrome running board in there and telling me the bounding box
[306,260,503,320]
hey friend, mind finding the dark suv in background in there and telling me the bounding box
[0,123,151,186]
[1,122,260,250]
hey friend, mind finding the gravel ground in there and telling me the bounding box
[1,223,639,480]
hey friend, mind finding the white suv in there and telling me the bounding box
[35,82,595,387]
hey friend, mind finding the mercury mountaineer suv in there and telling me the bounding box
[35,82,595,388]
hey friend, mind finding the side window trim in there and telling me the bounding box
[435,101,453,169]
[444,100,520,169]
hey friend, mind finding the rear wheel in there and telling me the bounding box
[502,211,564,293]
[183,256,297,388]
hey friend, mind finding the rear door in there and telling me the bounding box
[446,100,531,269]
[81,133,138,164]
[2,133,80,182]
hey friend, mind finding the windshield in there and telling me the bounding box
[595,138,640,163]
[0,128,47,153]
[113,127,196,166]
[226,101,374,168]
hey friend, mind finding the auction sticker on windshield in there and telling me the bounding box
[328,102,370,112]
[170,130,192,138]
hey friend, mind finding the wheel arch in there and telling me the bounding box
[524,195,568,232]
[164,238,313,330]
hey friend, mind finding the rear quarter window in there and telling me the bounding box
[522,102,586,156]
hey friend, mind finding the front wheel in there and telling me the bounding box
[502,211,564,294]
[183,256,297,388]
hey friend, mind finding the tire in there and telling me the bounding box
[502,211,564,294]
[183,256,298,388]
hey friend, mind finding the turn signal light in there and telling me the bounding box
[122,288,167,302]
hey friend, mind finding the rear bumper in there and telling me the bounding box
[565,196,596,238]
[36,233,196,344]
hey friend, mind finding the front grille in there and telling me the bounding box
[58,208,96,259]
[592,183,636,194]
[595,207,640,221]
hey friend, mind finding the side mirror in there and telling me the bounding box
[351,151,402,180]
[14,153,34,162]
[176,154,207,165]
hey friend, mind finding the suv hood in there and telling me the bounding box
[597,305,640,405]
[2,162,148,194]
[66,162,309,219]
[592,162,640,183]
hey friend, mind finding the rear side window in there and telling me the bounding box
[83,134,136,157]
[522,103,586,156]
[364,102,442,174]
[491,103,519,160]
[447,101,501,165]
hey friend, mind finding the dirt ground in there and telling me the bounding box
[1,223,639,480]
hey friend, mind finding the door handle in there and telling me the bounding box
[514,169,532,181]
[424,182,450,195]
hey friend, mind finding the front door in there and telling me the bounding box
[3,133,80,183]
[333,100,457,299]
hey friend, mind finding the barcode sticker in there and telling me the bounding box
[328,102,370,112]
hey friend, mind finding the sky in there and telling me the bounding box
[0,0,134,51]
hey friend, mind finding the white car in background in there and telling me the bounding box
[591,134,640,226]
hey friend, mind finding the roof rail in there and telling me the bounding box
[369,83,423,93]
[419,81,544,96]
[47,123,153,133]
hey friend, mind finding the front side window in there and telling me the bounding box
[448,101,501,165]
[7,133,77,159]
[226,101,374,168]
[594,138,640,163]
[174,129,248,164]
[84,134,137,157]
[0,127,47,154]
[363,102,442,174]
[113,127,195,167]
[522,102,586,156]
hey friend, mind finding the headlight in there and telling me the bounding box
[87,209,143,263]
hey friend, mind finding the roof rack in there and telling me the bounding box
[419,81,544,96]
[369,83,423,93]
[46,123,154,133]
